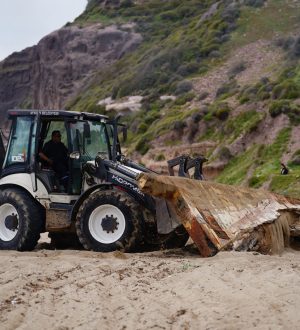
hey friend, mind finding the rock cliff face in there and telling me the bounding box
[0,23,142,122]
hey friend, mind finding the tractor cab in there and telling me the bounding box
[1,110,121,195]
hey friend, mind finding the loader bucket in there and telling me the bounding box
[137,173,300,257]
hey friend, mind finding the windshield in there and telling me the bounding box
[69,120,110,160]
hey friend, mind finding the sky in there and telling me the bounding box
[0,0,87,61]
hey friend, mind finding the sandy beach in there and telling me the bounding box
[1,243,300,330]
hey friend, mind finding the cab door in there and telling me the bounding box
[1,115,37,179]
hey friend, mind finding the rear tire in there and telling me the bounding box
[0,188,44,251]
[75,190,143,252]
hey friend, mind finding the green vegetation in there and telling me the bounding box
[67,0,300,197]
[217,144,260,185]
[269,100,300,124]
[269,173,300,199]
[71,0,242,112]
[217,128,294,192]
[225,110,264,142]
[226,0,300,50]
[248,128,291,188]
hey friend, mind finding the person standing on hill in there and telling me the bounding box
[280,162,289,175]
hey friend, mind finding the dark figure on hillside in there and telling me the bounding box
[39,130,69,188]
[280,163,289,175]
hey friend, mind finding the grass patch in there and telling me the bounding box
[269,173,300,199]
[217,144,260,185]
[227,0,300,50]
[225,110,264,143]
[217,127,292,188]
[248,127,292,188]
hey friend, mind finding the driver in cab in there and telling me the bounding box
[39,130,69,188]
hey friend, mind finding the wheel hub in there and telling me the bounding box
[4,214,18,231]
[0,203,19,241]
[101,215,119,233]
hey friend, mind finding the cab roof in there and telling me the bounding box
[7,109,109,121]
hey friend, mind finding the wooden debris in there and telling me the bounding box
[137,173,300,257]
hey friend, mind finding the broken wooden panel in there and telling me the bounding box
[137,173,300,257]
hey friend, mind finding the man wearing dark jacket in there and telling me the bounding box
[39,130,69,189]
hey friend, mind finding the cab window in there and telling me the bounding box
[69,121,109,160]
[4,116,34,167]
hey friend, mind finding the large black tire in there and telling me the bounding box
[0,188,44,251]
[75,190,143,252]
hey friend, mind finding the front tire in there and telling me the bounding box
[0,188,44,251]
[75,190,143,252]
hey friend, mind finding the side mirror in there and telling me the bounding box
[69,151,80,160]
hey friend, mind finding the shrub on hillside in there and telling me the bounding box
[288,106,300,125]
[248,175,261,188]
[274,36,295,51]
[209,102,231,121]
[228,61,247,78]
[174,80,193,95]
[288,36,300,59]
[268,100,300,124]
[221,4,240,24]
[244,0,265,8]
[86,103,106,114]
[275,35,300,59]
[269,100,291,118]
[197,91,209,101]
[120,0,134,8]
[135,137,150,155]
[238,85,258,102]
[174,92,195,105]
[154,153,165,162]
[272,80,300,100]
[238,95,250,104]
[216,80,238,98]
[218,146,233,161]
[257,79,274,100]
[215,107,230,121]
[176,62,199,77]
[144,111,160,125]
[138,123,148,134]
[173,120,186,130]
[191,112,203,123]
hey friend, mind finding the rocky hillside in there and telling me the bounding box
[0,0,299,197]
[0,22,142,121]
